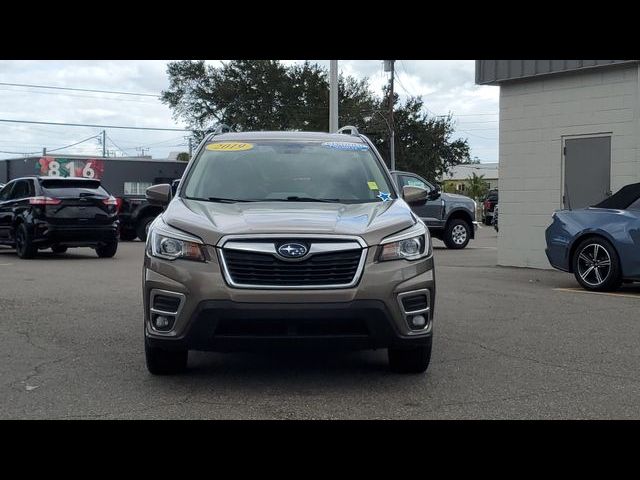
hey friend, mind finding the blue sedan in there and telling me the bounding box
[545,183,640,291]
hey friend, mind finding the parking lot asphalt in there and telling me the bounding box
[2,226,640,419]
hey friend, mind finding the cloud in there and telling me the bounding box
[0,60,498,162]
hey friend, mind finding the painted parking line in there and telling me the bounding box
[0,263,13,266]
[553,287,640,299]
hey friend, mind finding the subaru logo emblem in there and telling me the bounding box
[278,242,308,258]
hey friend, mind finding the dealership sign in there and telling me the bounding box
[36,157,105,179]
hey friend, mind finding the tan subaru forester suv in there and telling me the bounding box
[143,127,435,375]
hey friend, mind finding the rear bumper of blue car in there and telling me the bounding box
[545,246,570,272]
[545,223,572,272]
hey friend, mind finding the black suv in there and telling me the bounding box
[390,170,477,249]
[118,180,181,242]
[0,176,119,259]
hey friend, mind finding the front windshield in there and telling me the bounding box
[182,140,395,203]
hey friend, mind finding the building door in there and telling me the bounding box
[563,136,611,209]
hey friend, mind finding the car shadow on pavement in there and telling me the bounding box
[0,248,111,260]
[184,349,394,378]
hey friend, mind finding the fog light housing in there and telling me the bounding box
[153,314,175,331]
[410,314,427,328]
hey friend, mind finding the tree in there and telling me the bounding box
[176,152,190,162]
[466,172,489,201]
[161,60,470,181]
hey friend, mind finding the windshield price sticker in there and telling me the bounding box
[321,142,369,151]
[367,181,379,190]
[206,142,254,152]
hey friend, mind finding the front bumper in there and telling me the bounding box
[143,244,435,352]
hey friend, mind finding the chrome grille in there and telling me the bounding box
[218,236,367,289]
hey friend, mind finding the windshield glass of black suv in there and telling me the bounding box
[183,140,395,203]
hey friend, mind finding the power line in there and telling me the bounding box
[456,129,498,140]
[396,61,419,98]
[0,82,159,97]
[1,133,106,157]
[113,135,191,149]
[47,133,102,153]
[0,149,40,155]
[0,118,189,132]
[456,120,499,124]
[106,135,134,156]
[449,113,499,117]
[0,87,159,104]
[395,63,499,124]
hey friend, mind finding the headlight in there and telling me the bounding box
[147,217,206,262]
[379,222,431,261]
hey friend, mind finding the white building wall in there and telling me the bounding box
[498,64,640,268]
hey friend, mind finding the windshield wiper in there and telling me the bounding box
[186,196,255,203]
[268,196,341,203]
[207,197,257,203]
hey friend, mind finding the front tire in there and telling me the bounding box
[388,338,432,374]
[136,216,155,242]
[145,341,188,375]
[15,224,37,259]
[572,237,622,292]
[443,219,471,249]
[96,241,118,258]
[119,229,137,241]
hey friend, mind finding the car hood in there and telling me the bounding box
[440,192,474,203]
[162,197,417,246]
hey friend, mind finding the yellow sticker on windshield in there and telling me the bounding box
[368,181,379,190]
[206,142,254,152]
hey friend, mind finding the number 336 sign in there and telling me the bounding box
[37,157,105,179]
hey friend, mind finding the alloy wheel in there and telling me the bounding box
[452,224,467,245]
[577,243,611,287]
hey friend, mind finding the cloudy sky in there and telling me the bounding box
[0,60,499,163]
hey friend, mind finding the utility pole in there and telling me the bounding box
[136,147,148,157]
[383,60,396,170]
[42,147,46,156]
[329,60,339,133]
[102,130,106,157]
[188,136,193,160]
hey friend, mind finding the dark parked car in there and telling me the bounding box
[390,170,477,249]
[545,183,640,291]
[493,204,499,232]
[118,180,182,242]
[481,189,498,225]
[0,176,119,259]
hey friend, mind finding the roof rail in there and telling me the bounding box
[206,124,233,135]
[337,125,360,136]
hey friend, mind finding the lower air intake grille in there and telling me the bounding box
[401,294,428,312]
[153,295,181,313]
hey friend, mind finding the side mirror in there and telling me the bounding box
[402,185,428,206]
[146,183,172,207]
[171,179,180,196]
[427,185,441,201]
